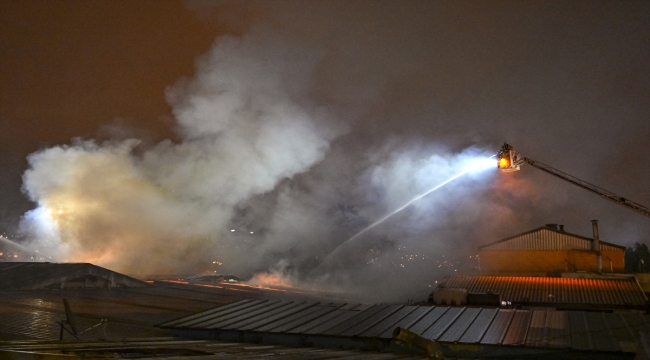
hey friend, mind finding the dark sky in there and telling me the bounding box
[1,1,649,298]
[1,1,215,224]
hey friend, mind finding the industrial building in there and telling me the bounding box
[477,222,625,273]
[431,221,648,312]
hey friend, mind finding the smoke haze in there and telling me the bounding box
[11,1,649,302]
[20,30,348,274]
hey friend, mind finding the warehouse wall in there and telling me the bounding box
[479,249,625,273]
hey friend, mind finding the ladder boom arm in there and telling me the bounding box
[522,157,650,218]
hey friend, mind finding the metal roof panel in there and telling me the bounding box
[524,310,547,347]
[161,299,265,328]
[421,307,465,340]
[407,306,449,335]
[378,306,434,339]
[502,310,532,345]
[298,309,360,335]
[586,311,620,352]
[458,308,498,344]
[569,311,591,350]
[338,305,403,337]
[269,303,345,333]
[228,302,312,330]
[186,300,279,328]
[322,304,389,336]
[545,310,570,348]
[207,301,290,329]
[603,312,635,347]
[360,305,418,338]
[620,313,650,333]
[480,309,515,345]
[438,307,481,343]
[254,302,327,332]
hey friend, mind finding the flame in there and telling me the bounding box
[498,157,510,168]
[247,272,294,288]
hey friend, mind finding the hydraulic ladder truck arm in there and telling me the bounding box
[496,142,650,218]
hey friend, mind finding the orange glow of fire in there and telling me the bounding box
[155,276,313,296]
[66,249,116,266]
[248,272,294,288]
[498,157,510,168]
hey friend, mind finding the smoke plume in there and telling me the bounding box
[17,1,649,303]
[20,30,348,275]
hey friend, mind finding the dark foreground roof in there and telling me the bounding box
[0,282,427,359]
[0,338,427,360]
[441,275,648,309]
[0,262,148,290]
[159,299,650,359]
[0,283,247,341]
[2,280,648,359]
[0,275,348,342]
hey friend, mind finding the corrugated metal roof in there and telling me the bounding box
[442,275,647,307]
[158,299,650,357]
[478,227,624,251]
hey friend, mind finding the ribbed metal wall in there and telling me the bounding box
[481,229,621,251]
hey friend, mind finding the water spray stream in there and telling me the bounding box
[318,154,496,267]
[0,235,34,253]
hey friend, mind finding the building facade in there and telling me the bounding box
[478,224,625,273]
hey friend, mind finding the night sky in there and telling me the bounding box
[1,1,218,225]
[1,1,648,300]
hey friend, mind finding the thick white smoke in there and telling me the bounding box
[20,30,348,275]
[238,143,500,302]
[12,2,649,304]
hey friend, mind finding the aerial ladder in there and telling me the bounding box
[496,142,650,218]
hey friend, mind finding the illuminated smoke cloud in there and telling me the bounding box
[17,17,518,304]
[9,2,648,305]
[20,30,347,275]
[239,143,500,302]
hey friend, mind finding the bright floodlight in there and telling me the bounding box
[497,143,521,172]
